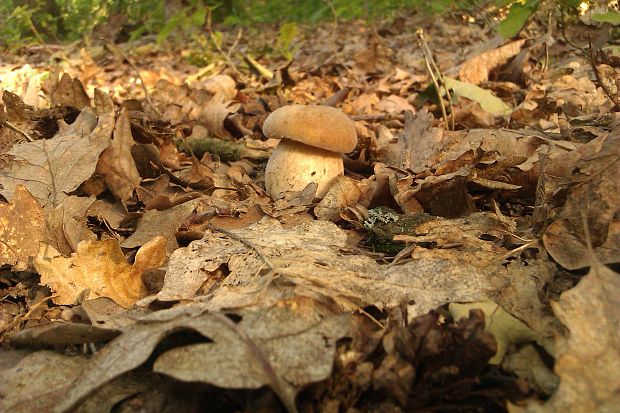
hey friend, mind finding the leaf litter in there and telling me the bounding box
[0,10,619,413]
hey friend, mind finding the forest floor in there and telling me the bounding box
[0,10,618,413]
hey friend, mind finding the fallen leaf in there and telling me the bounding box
[0,351,89,413]
[48,72,91,109]
[0,185,46,270]
[95,108,142,205]
[153,296,350,411]
[156,217,541,325]
[398,109,443,172]
[460,40,526,85]
[503,345,559,396]
[35,236,166,308]
[0,107,108,209]
[121,198,202,254]
[314,176,363,221]
[445,77,512,116]
[201,74,237,102]
[543,129,620,269]
[197,100,241,139]
[450,301,541,364]
[516,260,620,412]
[9,320,120,347]
[47,195,97,255]
[543,219,620,270]
[54,298,351,413]
[86,199,130,229]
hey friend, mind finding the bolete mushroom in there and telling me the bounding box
[262,105,357,199]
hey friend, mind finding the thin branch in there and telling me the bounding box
[416,30,454,131]
[350,113,405,122]
[207,224,275,270]
[420,31,455,130]
[559,8,588,55]
[3,121,35,141]
[102,39,162,117]
[1,295,56,339]
[206,9,248,83]
[588,35,620,111]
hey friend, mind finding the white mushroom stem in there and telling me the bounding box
[265,138,344,199]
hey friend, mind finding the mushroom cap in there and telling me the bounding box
[262,105,357,153]
[265,139,343,199]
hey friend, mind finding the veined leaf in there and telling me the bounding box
[444,77,512,116]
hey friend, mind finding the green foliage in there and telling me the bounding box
[1,0,616,49]
[591,10,620,25]
[498,0,540,38]
[275,22,300,61]
[0,5,36,47]
[156,5,207,45]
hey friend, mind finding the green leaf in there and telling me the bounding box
[157,13,183,45]
[191,7,207,26]
[444,77,512,116]
[591,11,620,25]
[498,0,539,38]
[449,301,541,364]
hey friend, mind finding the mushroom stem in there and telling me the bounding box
[265,139,344,199]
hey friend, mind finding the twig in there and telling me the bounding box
[3,121,35,141]
[245,54,273,80]
[350,113,405,122]
[484,240,539,267]
[227,28,243,60]
[206,9,248,83]
[322,0,339,38]
[420,31,455,130]
[207,224,275,270]
[322,87,350,107]
[102,39,162,117]
[213,312,298,413]
[416,30,454,131]
[559,8,588,55]
[588,35,620,111]
[176,136,270,161]
[1,295,56,339]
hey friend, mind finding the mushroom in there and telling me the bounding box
[262,105,357,199]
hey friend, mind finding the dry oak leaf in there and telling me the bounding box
[0,185,46,271]
[47,195,97,255]
[95,108,142,205]
[515,261,620,413]
[0,107,108,209]
[460,39,526,85]
[0,350,89,413]
[35,236,166,308]
[48,72,91,109]
[121,198,203,255]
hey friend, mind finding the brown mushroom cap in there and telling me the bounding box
[262,105,357,153]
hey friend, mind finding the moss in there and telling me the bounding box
[363,207,434,254]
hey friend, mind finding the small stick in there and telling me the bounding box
[559,8,588,55]
[208,224,275,270]
[588,35,620,110]
[245,54,273,80]
[3,121,35,141]
[322,0,339,38]
[1,295,56,338]
[350,113,405,122]
[322,87,350,107]
[207,10,248,83]
[102,39,162,117]
[416,30,454,130]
